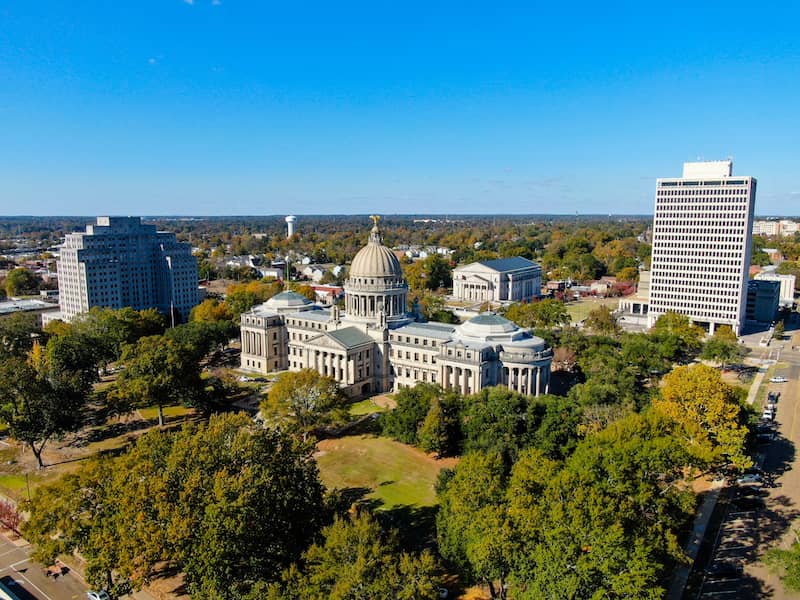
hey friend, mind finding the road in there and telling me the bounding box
[695,339,800,598]
[744,343,800,598]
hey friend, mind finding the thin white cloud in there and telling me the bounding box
[212,0,221,5]
[183,0,194,5]
[148,57,158,65]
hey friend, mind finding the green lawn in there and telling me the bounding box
[315,435,455,509]
[348,398,390,416]
[138,405,196,421]
[565,296,621,324]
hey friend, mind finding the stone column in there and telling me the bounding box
[535,367,541,396]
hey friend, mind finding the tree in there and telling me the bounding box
[114,335,204,425]
[650,312,704,361]
[775,320,786,339]
[267,512,441,600]
[190,298,235,323]
[4,267,40,297]
[261,369,347,441]
[713,325,738,344]
[654,364,750,468]
[225,280,283,316]
[0,355,87,468]
[505,299,570,329]
[67,307,166,367]
[510,412,696,599]
[405,255,452,291]
[288,283,317,301]
[23,414,326,599]
[381,383,441,445]
[417,394,461,457]
[0,312,39,358]
[437,452,512,599]
[700,336,742,365]
[583,305,621,336]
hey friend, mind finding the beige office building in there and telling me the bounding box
[647,161,756,335]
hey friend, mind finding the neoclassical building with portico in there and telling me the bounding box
[240,216,552,397]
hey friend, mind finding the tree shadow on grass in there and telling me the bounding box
[378,504,439,554]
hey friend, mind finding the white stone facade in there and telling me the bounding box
[647,161,756,335]
[753,220,799,237]
[452,257,542,303]
[240,218,553,397]
[56,217,199,322]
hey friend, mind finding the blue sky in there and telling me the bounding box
[1,1,798,216]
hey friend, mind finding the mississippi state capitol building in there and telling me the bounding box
[240,217,553,398]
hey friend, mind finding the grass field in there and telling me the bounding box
[315,435,457,509]
[138,405,196,422]
[565,296,621,324]
[348,398,390,416]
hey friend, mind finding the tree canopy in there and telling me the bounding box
[266,512,441,600]
[261,369,347,441]
[504,299,570,329]
[23,413,326,599]
[654,364,750,469]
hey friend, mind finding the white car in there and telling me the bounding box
[770,376,788,383]
[87,592,111,600]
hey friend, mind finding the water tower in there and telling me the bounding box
[285,215,297,238]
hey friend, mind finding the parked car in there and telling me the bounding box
[736,474,763,485]
[756,433,775,445]
[731,497,765,511]
[705,561,743,577]
[87,592,111,600]
[770,376,788,383]
[762,410,775,421]
[736,485,769,498]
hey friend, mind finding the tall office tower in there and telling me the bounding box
[57,217,200,322]
[647,161,756,335]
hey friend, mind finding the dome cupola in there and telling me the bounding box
[349,217,404,280]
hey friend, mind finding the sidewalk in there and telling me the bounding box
[666,478,725,600]
[746,364,769,406]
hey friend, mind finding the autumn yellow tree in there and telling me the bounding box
[190,298,235,323]
[654,364,750,469]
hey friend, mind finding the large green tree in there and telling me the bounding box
[114,335,205,425]
[437,452,513,599]
[23,414,326,599]
[4,267,40,296]
[508,412,696,599]
[0,312,39,358]
[266,512,441,600]
[505,299,570,329]
[0,354,88,468]
[261,369,347,441]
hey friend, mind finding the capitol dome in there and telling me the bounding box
[344,216,410,326]
[349,222,404,280]
[460,313,519,336]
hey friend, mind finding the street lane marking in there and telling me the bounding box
[14,570,54,600]
[9,558,29,569]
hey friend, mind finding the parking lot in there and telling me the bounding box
[0,533,86,600]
